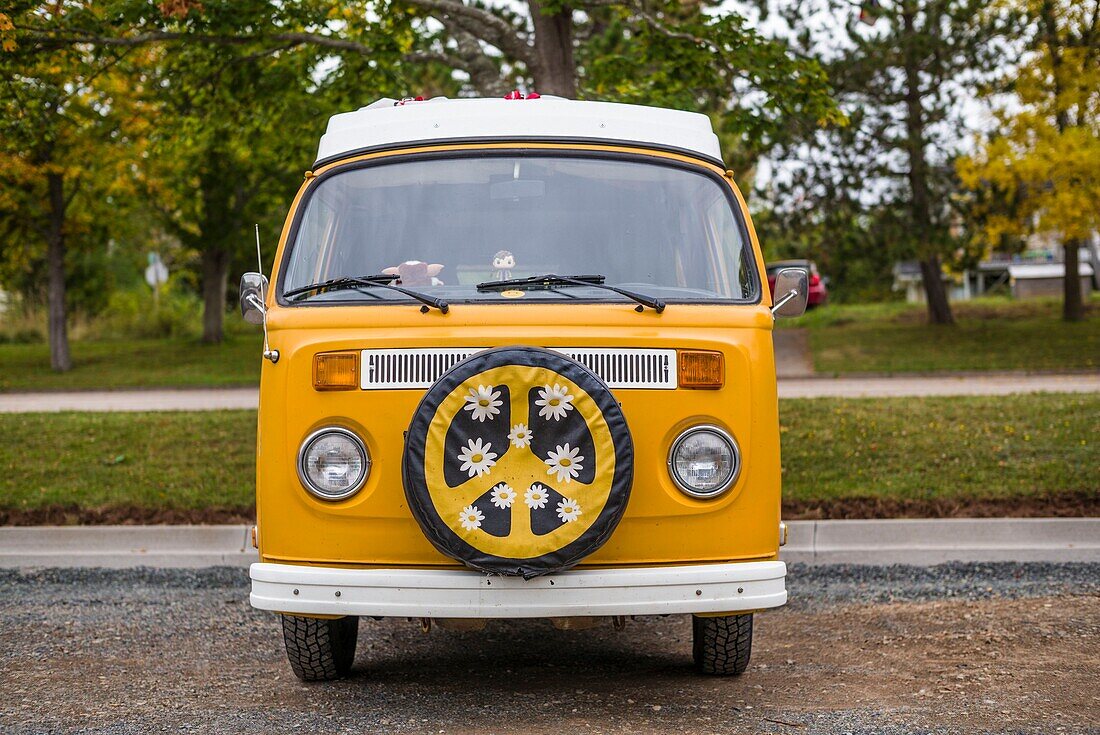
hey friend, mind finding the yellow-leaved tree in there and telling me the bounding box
[958,0,1099,322]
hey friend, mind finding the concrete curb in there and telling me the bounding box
[1,518,1097,569]
[781,518,1100,564]
[0,525,255,568]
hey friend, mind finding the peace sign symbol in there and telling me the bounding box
[403,347,634,578]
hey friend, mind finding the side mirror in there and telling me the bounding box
[771,268,809,318]
[240,272,269,325]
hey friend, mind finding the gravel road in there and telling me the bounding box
[1,563,1098,734]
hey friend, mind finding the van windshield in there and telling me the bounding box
[280,154,758,305]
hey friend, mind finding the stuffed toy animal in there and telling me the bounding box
[383,261,444,286]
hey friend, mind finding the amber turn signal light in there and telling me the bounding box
[313,352,359,391]
[678,350,724,389]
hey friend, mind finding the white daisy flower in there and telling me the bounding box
[508,423,533,449]
[545,443,584,484]
[535,383,575,421]
[490,483,517,509]
[458,504,484,531]
[556,498,582,523]
[524,484,549,510]
[457,438,497,478]
[463,385,502,422]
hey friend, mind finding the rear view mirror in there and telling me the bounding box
[240,272,269,325]
[771,268,808,318]
[490,179,545,200]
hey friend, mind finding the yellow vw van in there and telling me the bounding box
[241,95,808,681]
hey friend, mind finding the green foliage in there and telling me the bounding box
[3,0,841,345]
[756,0,1014,305]
[753,198,905,304]
[2,0,426,345]
[0,2,149,326]
[0,328,44,345]
[577,2,844,169]
[93,282,204,340]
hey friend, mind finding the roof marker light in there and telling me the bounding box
[503,90,540,100]
[394,96,425,106]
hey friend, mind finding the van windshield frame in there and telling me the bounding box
[275,148,762,308]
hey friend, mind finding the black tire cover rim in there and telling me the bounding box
[403,346,634,578]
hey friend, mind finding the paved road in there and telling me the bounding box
[1,563,1097,734]
[778,372,1100,398]
[0,387,260,413]
[773,329,815,378]
[1,372,1097,412]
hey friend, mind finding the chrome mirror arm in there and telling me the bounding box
[245,293,266,315]
[245,289,279,364]
[770,289,800,315]
[246,225,280,364]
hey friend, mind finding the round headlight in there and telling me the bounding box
[297,427,370,500]
[667,425,740,498]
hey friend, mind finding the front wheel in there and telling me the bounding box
[281,614,358,681]
[692,613,753,676]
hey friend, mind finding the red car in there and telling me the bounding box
[767,259,828,308]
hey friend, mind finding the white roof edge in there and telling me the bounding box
[315,97,723,164]
[1008,263,1094,277]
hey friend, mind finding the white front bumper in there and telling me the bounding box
[249,561,787,618]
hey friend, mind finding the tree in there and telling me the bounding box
[958,0,1099,322]
[759,0,1009,323]
[395,0,843,169]
[12,1,431,343]
[753,151,910,304]
[13,0,840,340]
[137,40,324,343]
[0,3,146,369]
[20,0,842,168]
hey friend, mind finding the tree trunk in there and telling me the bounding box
[919,256,954,325]
[901,4,954,325]
[528,1,577,97]
[46,171,72,372]
[201,248,230,344]
[1063,239,1083,322]
[1038,0,1084,321]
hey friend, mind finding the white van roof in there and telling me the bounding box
[315,96,723,165]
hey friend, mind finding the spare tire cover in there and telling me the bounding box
[403,346,634,578]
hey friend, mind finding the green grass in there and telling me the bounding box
[1,394,1094,519]
[0,334,262,392]
[0,410,256,511]
[782,297,1099,374]
[778,393,1097,505]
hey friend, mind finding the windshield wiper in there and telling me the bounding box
[284,274,449,313]
[477,274,665,313]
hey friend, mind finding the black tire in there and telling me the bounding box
[281,614,358,681]
[692,613,753,676]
